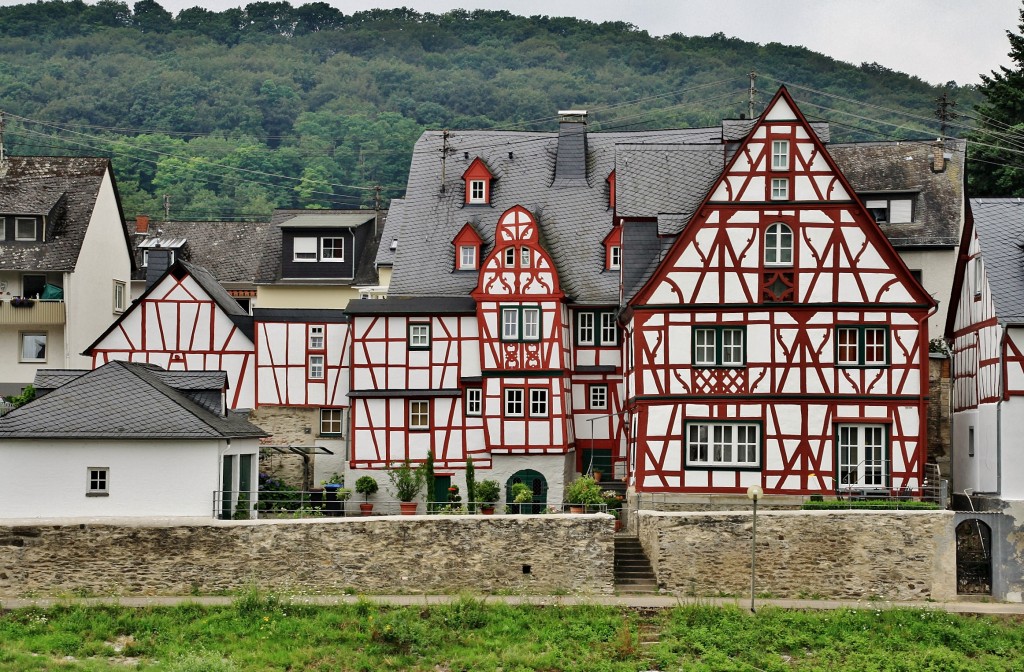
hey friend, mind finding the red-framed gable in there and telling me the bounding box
[602,225,622,271]
[462,157,495,205]
[452,222,484,271]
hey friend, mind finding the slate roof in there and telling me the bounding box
[33,369,90,395]
[829,139,966,248]
[254,209,383,285]
[0,156,131,272]
[375,200,403,268]
[0,361,267,439]
[130,220,272,284]
[387,127,716,305]
[969,199,1024,325]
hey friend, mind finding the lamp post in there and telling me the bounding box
[746,484,763,613]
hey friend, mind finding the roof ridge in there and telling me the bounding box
[115,361,228,437]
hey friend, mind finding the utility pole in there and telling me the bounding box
[0,110,6,162]
[748,71,758,120]
[163,194,170,220]
[373,185,382,237]
[935,92,958,140]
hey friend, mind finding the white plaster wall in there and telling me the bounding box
[896,248,957,338]
[0,438,253,518]
[0,326,66,387]
[953,405,999,495]
[1000,398,1024,500]
[256,285,359,309]
[65,170,132,370]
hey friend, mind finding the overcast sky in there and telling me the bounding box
[1,0,1018,85]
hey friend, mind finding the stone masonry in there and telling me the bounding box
[0,515,615,597]
[637,509,956,601]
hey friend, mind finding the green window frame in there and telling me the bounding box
[692,326,746,367]
[835,326,889,367]
[500,305,542,342]
[576,310,618,346]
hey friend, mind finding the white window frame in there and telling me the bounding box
[87,467,110,496]
[408,323,430,349]
[771,139,790,170]
[469,179,486,203]
[293,236,318,262]
[501,307,520,341]
[504,247,516,267]
[608,245,621,270]
[589,384,608,410]
[15,217,37,241]
[771,178,789,201]
[577,312,595,346]
[974,258,983,299]
[465,388,482,416]
[685,422,760,468]
[113,280,126,313]
[522,307,541,341]
[308,354,325,380]
[600,312,618,346]
[520,246,531,268]
[321,237,345,262]
[764,222,793,266]
[694,328,717,366]
[837,424,887,488]
[320,408,345,435]
[19,332,47,363]
[529,388,549,417]
[409,400,430,430]
[309,325,325,350]
[459,245,477,270]
[504,388,524,417]
[693,327,745,367]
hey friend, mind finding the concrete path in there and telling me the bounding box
[3,594,1023,615]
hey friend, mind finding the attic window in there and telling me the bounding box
[864,196,914,224]
[462,157,494,206]
[469,180,486,203]
[608,246,621,270]
[459,245,477,270]
[15,217,38,241]
[771,140,790,170]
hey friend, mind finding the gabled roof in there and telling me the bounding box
[829,139,966,248]
[130,220,272,284]
[375,200,402,268]
[0,156,132,272]
[968,199,1024,325]
[0,361,267,440]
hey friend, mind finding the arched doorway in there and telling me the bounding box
[956,519,992,595]
[506,470,547,514]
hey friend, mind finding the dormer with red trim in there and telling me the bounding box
[602,225,621,271]
[452,222,483,271]
[462,158,494,206]
[607,170,616,210]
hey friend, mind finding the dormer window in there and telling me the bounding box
[452,222,483,272]
[15,217,38,241]
[462,157,494,206]
[321,237,344,262]
[863,194,914,224]
[609,246,621,270]
[602,225,623,271]
[294,237,318,261]
[459,245,477,270]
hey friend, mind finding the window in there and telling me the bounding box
[20,332,46,362]
[504,388,524,417]
[308,354,325,379]
[692,327,745,367]
[771,178,789,200]
[465,388,482,416]
[974,258,982,300]
[589,384,608,410]
[836,326,888,367]
[504,247,516,267]
[837,424,887,488]
[529,388,549,417]
[864,196,914,224]
[764,222,793,266]
[608,245,621,270]
[685,422,760,468]
[469,179,486,203]
[771,140,790,170]
[293,237,318,261]
[459,245,477,270]
[501,306,541,342]
[87,467,109,496]
[321,237,344,261]
[409,400,430,430]
[408,323,430,350]
[308,325,325,350]
[15,217,37,241]
[577,311,617,346]
[968,426,975,458]
[112,280,126,313]
[320,408,345,435]
[520,247,531,268]
[23,274,46,299]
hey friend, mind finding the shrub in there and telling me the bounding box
[355,475,378,500]
[565,476,604,505]
[387,459,425,502]
[476,479,500,504]
[801,500,940,510]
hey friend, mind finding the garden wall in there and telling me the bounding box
[636,509,957,601]
[0,514,615,598]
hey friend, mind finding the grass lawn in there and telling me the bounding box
[1,593,1023,671]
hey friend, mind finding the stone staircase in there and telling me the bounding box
[614,534,658,594]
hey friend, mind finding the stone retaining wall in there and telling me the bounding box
[0,515,615,597]
[637,509,956,601]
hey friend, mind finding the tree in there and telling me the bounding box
[133,0,172,33]
[969,4,1024,197]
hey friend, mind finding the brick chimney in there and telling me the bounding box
[553,110,588,188]
[933,140,946,173]
[135,214,150,235]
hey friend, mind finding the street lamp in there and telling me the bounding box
[746,484,763,613]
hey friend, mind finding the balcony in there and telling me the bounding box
[0,299,66,325]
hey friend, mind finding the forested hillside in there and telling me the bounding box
[0,0,981,219]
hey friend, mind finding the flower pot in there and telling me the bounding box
[359,502,374,516]
[480,506,495,515]
[399,502,418,515]
[614,519,622,533]
[593,471,602,483]
[569,505,585,514]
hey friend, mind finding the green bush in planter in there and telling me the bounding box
[565,476,604,505]
[355,475,378,501]
[511,482,533,504]
[387,459,425,502]
[476,479,500,505]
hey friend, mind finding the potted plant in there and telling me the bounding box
[565,475,604,513]
[355,475,378,515]
[476,479,500,514]
[387,459,425,514]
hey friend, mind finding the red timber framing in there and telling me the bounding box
[571,305,626,473]
[472,205,571,456]
[348,312,489,470]
[87,268,255,409]
[255,319,350,408]
[625,87,934,496]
